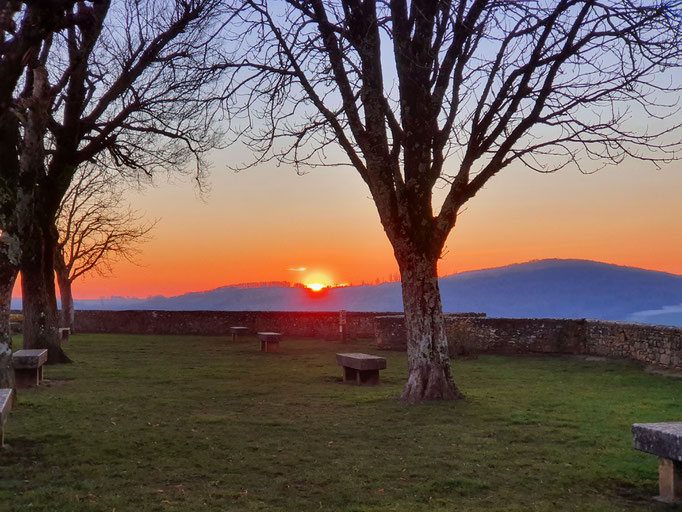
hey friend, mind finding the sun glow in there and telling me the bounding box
[306,283,327,292]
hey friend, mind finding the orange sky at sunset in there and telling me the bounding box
[13,143,682,300]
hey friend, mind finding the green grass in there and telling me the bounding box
[1,334,680,511]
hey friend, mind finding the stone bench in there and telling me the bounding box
[229,326,249,342]
[13,349,48,388]
[336,353,387,385]
[257,332,281,352]
[633,422,682,503]
[0,388,12,447]
[59,327,70,342]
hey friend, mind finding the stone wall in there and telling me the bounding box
[374,314,682,371]
[74,310,682,371]
[74,310,384,340]
[585,321,682,367]
[375,313,489,352]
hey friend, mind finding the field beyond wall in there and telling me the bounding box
[0,334,680,511]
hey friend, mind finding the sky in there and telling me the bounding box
[20,140,681,300]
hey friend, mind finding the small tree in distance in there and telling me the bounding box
[55,165,157,332]
[224,1,682,402]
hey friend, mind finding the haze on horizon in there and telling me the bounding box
[10,134,679,301]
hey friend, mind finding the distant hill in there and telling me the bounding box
[55,259,682,326]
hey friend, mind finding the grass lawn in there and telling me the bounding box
[0,334,680,511]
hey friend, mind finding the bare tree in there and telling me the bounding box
[224,1,682,401]
[1,0,227,363]
[55,165,157,332]
[0,1,83,388]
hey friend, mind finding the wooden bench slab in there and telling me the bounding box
[633,422,682,503]
[13,349,48,388]
[257,332,281,352]
[229,326,249,342]
[0,388,12,447]
[336,353,386,385]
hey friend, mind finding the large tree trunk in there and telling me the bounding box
[21,220,71,364]
[0,89,21,392]
[397,251,463,402]
[54,252,75,332]
[18,65,71,365]
[0,261,17,390]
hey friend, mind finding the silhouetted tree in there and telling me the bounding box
[1,0,226,364]
[224,0,682,401]
[55,165,157,332]
[0,0,84,389]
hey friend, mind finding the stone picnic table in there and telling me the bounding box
[335,353,386,385]
[633,422,682,503]
[59,327,70,342]
[257,332,281,352]
[229,326,250,342]
[13,349,48,388]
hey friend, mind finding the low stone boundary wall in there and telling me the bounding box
[375,315,682,371]
[74,310,682,371]
[74,310,386,340]
[585,321,682,367]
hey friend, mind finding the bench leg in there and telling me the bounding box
[232,333,236,342]
[358,369,380,385]
[343,367,357,383]
[658,458,682,503]
[15,369,38,388]
[39,365,43,383]
[342,367,380,385]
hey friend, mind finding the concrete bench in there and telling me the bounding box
[13,349,48,388]
[633,422,682,503]
[229,326,249,342]
[59,327,70,342]
[0,388,12,447]
[257,332,281,352]
[336,353,387,385]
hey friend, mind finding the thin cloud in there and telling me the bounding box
[287,267,307,272]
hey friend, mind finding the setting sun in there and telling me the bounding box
[301,270,334,292]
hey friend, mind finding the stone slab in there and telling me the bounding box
[230,327,250,334]
[0,388,11,423]
[257,332,282,342]
[0,388,12,447]
[12,349,48,369]
[336,353,387,371]
[633,423,682,462]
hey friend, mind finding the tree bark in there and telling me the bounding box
[21,218,71,364]
[17,64,70,364]
[396,250,464,402]
[54,252,75,332]
[0,86,21,392]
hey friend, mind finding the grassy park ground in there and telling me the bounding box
[0,334,680,511]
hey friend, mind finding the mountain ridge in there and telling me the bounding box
[39,258,682,327]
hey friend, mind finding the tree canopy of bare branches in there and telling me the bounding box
[0,0,228,367]
[0,0,85,387]
[222,0,682,401]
